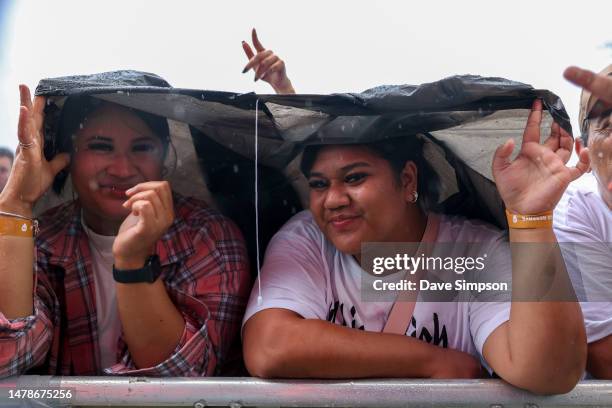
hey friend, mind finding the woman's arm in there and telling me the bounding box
[241,28,295,94]
[244,308,482,379]
[112,181,185,369]
[0,85,69,319]
[482,100,590,394]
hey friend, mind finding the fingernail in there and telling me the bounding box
[242,67,249,74]
[254,77,258,82]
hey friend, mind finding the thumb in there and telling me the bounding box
[492,138,515,175]
[48,153,70,176]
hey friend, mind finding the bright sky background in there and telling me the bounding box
[1,0,610,155]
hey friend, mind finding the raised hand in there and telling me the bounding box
[0,85,70,215]
[564,66,612,107]
[112,181,174,269]
[492,99,590,214]
[241,28,295,94]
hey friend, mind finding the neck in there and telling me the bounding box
[401,205,428,242]
[82,209,121,236]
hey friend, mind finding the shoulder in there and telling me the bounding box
[267,210,327,251]
[167,194,249,276]
[172,193,245,243]
[274,210,322,237]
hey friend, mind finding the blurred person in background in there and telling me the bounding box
[555,65,612,379]
[0,146,14,193]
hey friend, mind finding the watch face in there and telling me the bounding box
[148,255,162,283]
[113,255,162,284]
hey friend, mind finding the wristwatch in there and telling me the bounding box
[113,255,162,283]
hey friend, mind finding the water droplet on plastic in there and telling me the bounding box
[397,123,402,129]
[116,90,124,94]
[282,199,288,206]
[173,105,186,118]
[341,125,345,132]
[228,95,236,100]
[291,206,296,214]
[79,123,83,129]
[233,164,239,173]
[201,94,205,100]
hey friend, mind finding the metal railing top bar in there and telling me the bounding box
[1,376,612,407]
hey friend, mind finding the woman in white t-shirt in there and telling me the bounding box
[240,37,590,394]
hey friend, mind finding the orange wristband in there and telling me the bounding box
[505,209,553,229]
[0,216,35,237]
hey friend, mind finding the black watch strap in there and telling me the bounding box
[113,255,161,283]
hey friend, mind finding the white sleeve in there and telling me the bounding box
[554,192,612,343]
[468,234,511,356]
[242,225,329,328]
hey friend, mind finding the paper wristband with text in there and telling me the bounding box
[0,215,35,237]
[505,209,553,229]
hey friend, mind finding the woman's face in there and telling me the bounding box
[71,104,165,224]
[307,145,417,256]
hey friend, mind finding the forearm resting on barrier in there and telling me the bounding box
[243,308,481,379]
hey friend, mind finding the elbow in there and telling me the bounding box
[521,371,582,395]
[243,315,295,379]
[514,350,586,395]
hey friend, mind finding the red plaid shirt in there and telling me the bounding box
[0,194,250,377]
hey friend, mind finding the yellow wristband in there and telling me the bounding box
[505,209,553,229]
[0,216,34,237]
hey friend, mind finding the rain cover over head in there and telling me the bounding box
[35,70,573,237]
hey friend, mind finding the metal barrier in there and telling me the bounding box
[1,376,612,407]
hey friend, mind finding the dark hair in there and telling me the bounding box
[300,135,440,210]
[0,147,14,163]
[52,96,170,194]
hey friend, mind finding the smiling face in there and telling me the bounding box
[307,145,422,256]
[70,103,165,228]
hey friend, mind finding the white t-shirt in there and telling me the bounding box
[82,220,122,369]
[243,211,511,362]
[554,175,612,343]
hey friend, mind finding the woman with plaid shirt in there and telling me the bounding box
[0,86,251,377]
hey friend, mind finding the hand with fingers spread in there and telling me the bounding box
[0,85,70,216]
[112,181,175,269]
[492,99,590,214]
[242,28,295,94]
